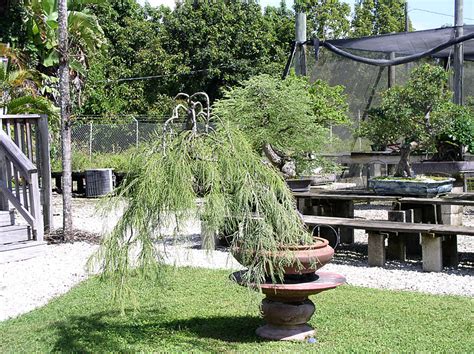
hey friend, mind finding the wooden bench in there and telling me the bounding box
[302,215,474,272]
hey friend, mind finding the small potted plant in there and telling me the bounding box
[359,64,462,197]
[213,73,348,192]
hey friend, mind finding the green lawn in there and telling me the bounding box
[1,267,472,352]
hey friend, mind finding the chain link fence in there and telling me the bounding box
[72,118,164,156]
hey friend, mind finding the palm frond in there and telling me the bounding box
[7,95,58,117]
[68,10,105,52]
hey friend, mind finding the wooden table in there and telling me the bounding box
[294,189,474,268]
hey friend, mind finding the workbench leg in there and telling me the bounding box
[403,207,422,256]
[442,235,458,268]
[387,211,407,261]
[55,175,62,193]
[440,204,462,268]
[296,198,305,213]
[77,176,85,194]
[387,234,406,261]
[368,232,386,267]
[335,200,354,244]
[421,233,443,272]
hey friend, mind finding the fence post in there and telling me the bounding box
[134,118,139,147]
[38,114,53,232]
[89,121,93,159]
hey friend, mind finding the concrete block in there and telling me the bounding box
[201,221,218,250]
[368,232,386,267]
[440,204,464,226]
[421,233,443,272]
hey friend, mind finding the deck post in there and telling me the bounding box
[421,233,442,272]
[0,151,9,210]
[38,115,53,232]
[368,231,386,267]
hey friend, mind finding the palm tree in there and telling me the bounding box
[0,47,57,117]
[25,0,104,109]
[58,0,73,237]
[25,0,104,238]
[25,0,104,70]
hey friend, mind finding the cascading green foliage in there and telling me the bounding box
[91,93,313,304]
[213,73,348,175]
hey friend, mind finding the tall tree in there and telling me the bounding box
[161,1,279,101]
[81,0,178,116]
[351,0,409,37]
[263,1,295,72]
[58,0,73,236]
[295,0,351,40]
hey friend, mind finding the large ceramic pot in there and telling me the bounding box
[232,237,334,275]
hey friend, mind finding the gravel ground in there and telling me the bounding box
[0,194,473,321]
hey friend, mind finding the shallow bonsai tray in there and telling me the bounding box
[368,177,455,197]
[285,178,313,192]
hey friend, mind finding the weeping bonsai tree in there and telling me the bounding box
[91,92,315,301]
[213,74,348,178]
[360,64,468,177]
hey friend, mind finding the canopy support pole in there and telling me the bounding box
[454,0,464,105]
[388,52,396,88]
[295,12,307,77]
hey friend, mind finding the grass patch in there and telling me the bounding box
[0,267,472,352]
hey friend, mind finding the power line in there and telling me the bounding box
[409,8,474,22]
[96,65,236,84]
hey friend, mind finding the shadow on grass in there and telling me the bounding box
[51,309,263,351]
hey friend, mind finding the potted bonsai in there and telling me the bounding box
[359,64,464,197]
[213,73,349,192]
[91,91,335,299]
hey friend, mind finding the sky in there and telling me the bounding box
[141,0,474,31]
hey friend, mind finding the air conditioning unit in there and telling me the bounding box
[85,169,114,197]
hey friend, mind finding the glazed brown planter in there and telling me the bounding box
[232,237,334,275]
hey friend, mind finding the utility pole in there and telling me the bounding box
[295,12,307,77]
[453,0,463,105]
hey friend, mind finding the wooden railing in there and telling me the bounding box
[0,114,52,238]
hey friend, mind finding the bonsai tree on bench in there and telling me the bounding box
[359,64,471,177]
[213,74,349,178]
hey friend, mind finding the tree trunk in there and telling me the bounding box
[58,0,73,238]
[262,143,296,178]
[263,143,283,167]
[395,141,418,177]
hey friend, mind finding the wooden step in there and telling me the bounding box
[0,210,14,227]
[0,225,31,244]
[0,240,48,263]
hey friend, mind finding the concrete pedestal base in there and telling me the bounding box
[256,324,315,341]
[231,271,346,342]
[258,298,315,341]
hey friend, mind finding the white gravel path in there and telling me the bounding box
[0,195,473,322]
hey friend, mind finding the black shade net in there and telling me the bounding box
[323,25,474,62]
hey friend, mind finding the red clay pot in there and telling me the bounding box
[232,237,334,275]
